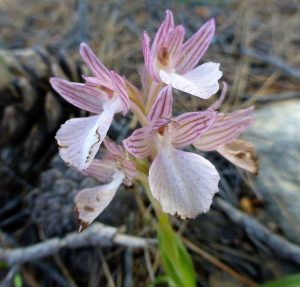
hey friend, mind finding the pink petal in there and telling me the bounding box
[142,32,154,80]
[75,170,124,230]
[123,127,154,158]
[170,111,217,149]
[208,81,228,111]
[103,138,137,185]
[194,107,255,151]
[83,76,114,92]
[83,159,117,183]
[80,43,111,82]
[147,85,173,123]
[165,25,185,65]
[151,10,174,55]
[110,71,129,115]
[176,18,215,74]
[103,137,125,159]
[50,77,105,113]
[56,103,119,171]
[149,147,220,218]
[159,62,222,99]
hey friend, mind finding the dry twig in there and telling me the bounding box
[216,198,300,266]
[242,48,300,80]
[0,223,156,267]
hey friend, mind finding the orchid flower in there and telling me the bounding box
[50,43,129,171]
[75,137,137,231]
[193,83,258,174]
[142,10,222,99]
[123,86,220,218]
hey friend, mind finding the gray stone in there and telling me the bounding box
[245,100,300,243]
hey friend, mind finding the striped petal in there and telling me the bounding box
[165,25,185,65]
[103,137,137,185]
[123,127,154,158]
[151,10,174,56]
[217,140,259,174]
[147,85,173,123]
[83,159,117,183]
[83,76,114,92]
[50,78,105,113]
[142,32,154,80]
[110,71,129,115]
[170,111,216,149]
[80,43,111,82]
[75,170,124,231]
[159,62,222,99]
[56,102,119,171]
[149,147,220,218]
[103,137,125,159]
[194,107,255,151]
[176,18,215,74]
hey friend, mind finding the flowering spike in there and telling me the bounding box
[143,11,222,98]
[123,87,220,218]
[75,140,137,230]
[50,43,131,171]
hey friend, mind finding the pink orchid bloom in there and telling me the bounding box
[142,10,222,99]
[193,83,258,174]
[75,137,137,231]
[123,86,220,218]
[50,43,129,171]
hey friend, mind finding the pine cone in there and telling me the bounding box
[0,48,83,177]
[27,155,136,237]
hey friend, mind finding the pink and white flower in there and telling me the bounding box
[193,83,258,174]
[142,10,222,99]
[123,86,220,218]
[50,43,129,171]
[75,138,137,231]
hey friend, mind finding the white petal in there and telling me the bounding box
[75,170,124,231]
[149,147,220,218]
[56,102,119,171]
[159,62,222,99]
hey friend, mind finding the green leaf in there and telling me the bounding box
[148,275,176,287]
[13,274,23,287]
[261,274,300,287]
[157,214,197,287]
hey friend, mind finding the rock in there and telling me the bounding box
[245,100,300,243]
